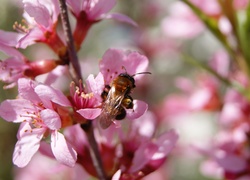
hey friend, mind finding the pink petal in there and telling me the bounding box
[39,141,54,159]
[13,124,46,167]
[129,142,159,173]
[133,111,156,138]
[126,100,148,120]
[100,49,149,84]
[209,50,230,77]
[100,48,125,84]
[0,30,24,47]
[112,169,122,180]
[43,65,70,85]
[77,108,102,119]
[66,0,81,16]
[0,99,35,123]
[125,52,149,81]
[40,109,61,130]
[16,27,44,48]
[200,160,223,179]
[23,0,51,29]
[154,129,179,159]
[0,43,23,58]
[103,13,137,26]
[88,0,116,20]
[189,88,211,110]
[215,152,247,173]
[85,73,105,101]
[35,84,71,108]
[18,78,40,102]
[234,0,249,9]
[51,131,77,167]
[161,2,204,39]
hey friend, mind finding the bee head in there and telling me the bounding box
[119,73,136,88]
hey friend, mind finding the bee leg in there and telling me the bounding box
[122,95,133,109]
[115,107,126,120]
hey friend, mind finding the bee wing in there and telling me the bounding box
[99,87,125,129]
[99,110,114,129]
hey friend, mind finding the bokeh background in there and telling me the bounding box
[0,0,224,179]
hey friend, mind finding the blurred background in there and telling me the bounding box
[0,0,225,179]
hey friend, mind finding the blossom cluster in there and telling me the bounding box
[0,0,178,179]
[3,0,250,179]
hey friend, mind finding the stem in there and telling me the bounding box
[81,122,107,180]
[182,53,250,100]
[58,0,82,82]
[58,1,106,178]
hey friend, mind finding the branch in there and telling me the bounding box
[58,0,82,82]
[81,122,108,180]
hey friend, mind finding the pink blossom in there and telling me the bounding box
[194,126,249,179]
[100,48,149,84]
[0,78,76,167]
[112,112,178,179]
[234,0,249,10]
[209,50,230,77]
[66,0,135,24]
[219,89,250,126]
[15,152,90,180]
[16,0,65,54]
[67,0,136,50]
[69,73,104,121]
[175,75,221,111]
[98,48,149,125]
[64,111,178,179]
[0,29,61,88]
[190,0,221,16]
[161,2,204,39]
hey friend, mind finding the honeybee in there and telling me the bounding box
[99,71,150,129]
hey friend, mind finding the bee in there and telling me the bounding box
[99,70,151,129]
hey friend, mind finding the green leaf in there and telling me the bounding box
[237,5,250,66]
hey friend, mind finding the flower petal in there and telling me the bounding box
[85,72,105,101]
[0,99,35,123]
[126,100,148,120]
[16,27,44,49]
[215,152,247,173]
[13,123,46,167]
[88,0,116,20]
[51,131,77,167]
[77,108,102,120]
[40,109,61,130]
[103,13,137,26]
[100,49,149,84]
[0,29,24,47]
[18,78,40,102]
[112,169,122,180]
[129,142,158,173]
[154,129,179,159]
[35,84,71,108]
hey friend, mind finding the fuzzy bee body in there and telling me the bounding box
[99,73,135,129]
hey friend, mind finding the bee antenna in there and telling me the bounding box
[122,66,151,76]
[121,66,127,73]
[132,71,151,77]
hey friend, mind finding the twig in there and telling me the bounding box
[81,122,107,180]
[58,1,107,179]
[58,0,82,82]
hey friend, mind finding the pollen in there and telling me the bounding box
[13,21,29,33]
[81,92,94,99]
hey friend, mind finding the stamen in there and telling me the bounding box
[13,21,29,33]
